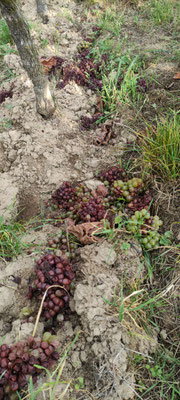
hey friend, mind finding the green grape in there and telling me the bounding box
[43,332,52,342]
[131,227,136,233]
[142,238,148,244]
[141,209,147,217]
[117,180,124,186]
[104,180,109,186]
[135,211,141,218]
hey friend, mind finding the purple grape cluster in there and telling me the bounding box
[28,253,75,320]
[98,166,126,185]
[50,167,153,223]
[81,113,103,130]
[0,337,59,398]
[77,197,106,222]
[127,190,152,212]
[137,78,148,92]
[52,181,77,211]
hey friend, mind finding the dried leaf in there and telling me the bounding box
[40,57,57,73]
[173,72,180,80]
[96,96,103,112]
[96,185,109,197]
[94,123,115,145]
[40,56,64,74]
[68,221,104,244]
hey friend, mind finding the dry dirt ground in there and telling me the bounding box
[0,1,179,399]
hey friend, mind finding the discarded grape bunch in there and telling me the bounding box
[0,335,59,399]
[126,209,163,249]
[137,78,148,92]
[98,166,127,185]
[112,177,144,203]
[52,181,77,211]
[51,182,108,223]
[49,168,153,224]
[0,84,14,105]
[48,232,80,260]
[127,190,152,212]
[28,253,75,320]
[77,197,106,222]
[81,113,103,130]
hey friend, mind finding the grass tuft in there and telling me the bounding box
[0,205,32,259]
[137,111,180,181]
[143,0,180,27]
[0,18,11,45]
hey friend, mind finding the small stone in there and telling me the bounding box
[160,329,167,340]
[8,149,16,162]
[56,314,64,322]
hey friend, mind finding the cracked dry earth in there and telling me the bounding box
[0,1,158,399]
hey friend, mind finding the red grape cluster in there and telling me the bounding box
[29,253,75,320]
[98,166,126,185]
[77,197,106,222]
[50,167,153,223]
[137,78,148,92]
[127,190,152,212]
[52,181,77,211]
[81,113,103,130]
[0,336,59,399]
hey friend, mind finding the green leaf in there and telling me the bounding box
[75,384,80,390]
[160,230,172,245]
[115,215,122,224]
[78,376,84,387]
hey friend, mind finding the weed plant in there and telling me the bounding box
[87,7,147,116]
[134,345,180,399]
[0,18,11,46]
[138,111,180,181]
[143,0,180,27]
[0,18,14,56]
[0,213,29,259]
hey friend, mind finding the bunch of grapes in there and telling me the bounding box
[112,177,143,202]
[140,231,161,250]
[127,190,152,212]
[126,209,151,234]
[28,253,75,320]
[52,182,77,211]
[77,197,106,222]
[126,209,163,249]
[151,215,163,230]
[0,336,59,399]
[48,233,80,260]
[137,78,148,92]
[98,166,126,186]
